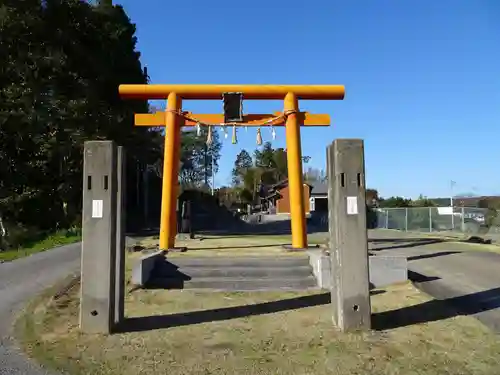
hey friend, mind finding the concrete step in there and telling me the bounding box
[167,256,310,269]
[173,265,313,279]
[149,275,319,291]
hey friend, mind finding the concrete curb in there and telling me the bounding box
[131,250,166,287]
[307,249,408,289]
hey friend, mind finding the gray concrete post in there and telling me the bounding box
[115,146,126,325]
[327,139,371,332]
[326,144,339,318]
[80,141,118,334]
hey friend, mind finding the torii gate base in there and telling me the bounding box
[119,84,345,251]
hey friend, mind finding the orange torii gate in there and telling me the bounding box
[118,84,345,250]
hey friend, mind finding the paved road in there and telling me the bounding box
[0,243,81,375]
[370,229,500,332]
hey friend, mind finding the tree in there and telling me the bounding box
[379,196,412,208]
[251,142,273,185]
[478,198,500,228]
[366,189,379,206]
[252,142,300,185]
[272,147,288,181]
[242,167,263,203]
[304,167,326,183]
[227,142,313,206]
[0,0,162,246]
[231,149,253,186]
[178,128,222,189]
[254,142,275,169]
[412,195,436,207]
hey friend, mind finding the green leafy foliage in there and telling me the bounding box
[231,149,253,186]
[179,128,222,189]
[2,1,224,249]
[229,143,298,204]
[477,198,500,228]
[379,196,412,208]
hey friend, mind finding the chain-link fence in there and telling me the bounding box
[374,207,500,238]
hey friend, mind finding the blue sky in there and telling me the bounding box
[117,0,500,199]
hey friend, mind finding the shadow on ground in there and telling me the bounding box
[407,270,440,283]
[117,290,384,333]
[407,251,462,261]
[120,269,500,334]
[370,238,448,251]
[369,235,496,253]
[372,286,500,331]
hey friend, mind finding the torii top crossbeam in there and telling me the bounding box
[118,83,346,252]
[118,84,345,100]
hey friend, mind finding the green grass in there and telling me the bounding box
[0,229,81,262]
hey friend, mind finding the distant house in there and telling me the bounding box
[308,181,328,213]
[261,180,329,214]
[262,180,310,214]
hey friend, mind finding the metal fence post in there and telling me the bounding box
[405,207,408,231]
[461,207,465,232]
[385,210,389,229]
[429,207,432,232]
[451,205,455,231]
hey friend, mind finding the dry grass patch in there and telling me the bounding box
[16,280,500,375]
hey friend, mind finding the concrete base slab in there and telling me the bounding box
[149,276,319,291]
[176,233,196,240]
[144,256,316,291]
[140,247,159,255]
[307,249,408,289]
[131,250,166,287]
[166,246,188,253]
[370,255,408,287]
[282,244,321,252]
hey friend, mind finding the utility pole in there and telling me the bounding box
[450,180,456,230]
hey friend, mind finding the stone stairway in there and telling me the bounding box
[148,256,318,291]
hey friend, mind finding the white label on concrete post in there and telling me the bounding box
[346,196,358,215]
[92,200,103,218]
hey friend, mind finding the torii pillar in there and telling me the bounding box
[118,84,345,251]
